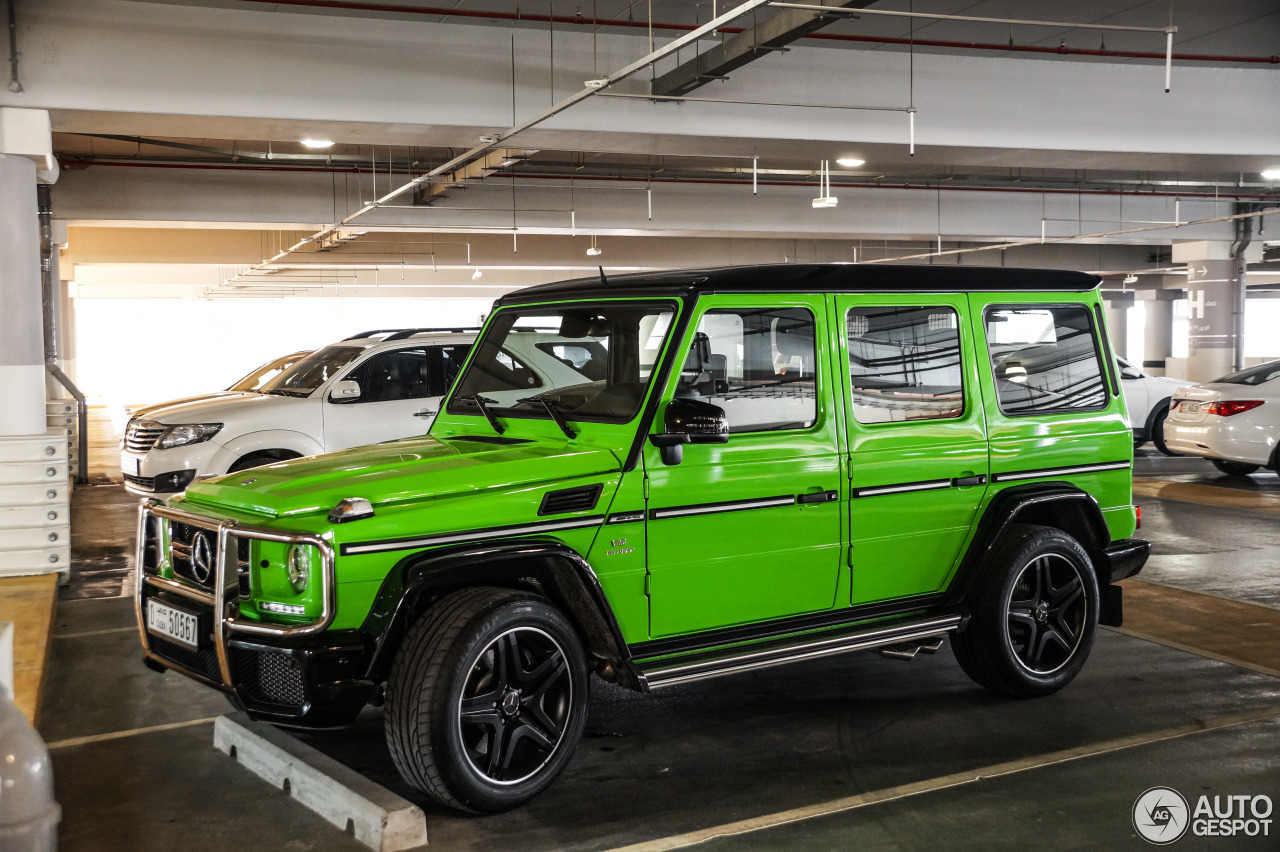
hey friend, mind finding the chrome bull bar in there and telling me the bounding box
[134,499,337,690]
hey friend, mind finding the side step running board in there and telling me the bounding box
[635,614,962,690]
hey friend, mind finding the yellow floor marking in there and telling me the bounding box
[605,705,1280,852]
[1133,478,1280,514]
[46,716,219,750]
[0,574,58,725]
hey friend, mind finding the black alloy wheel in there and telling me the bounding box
[456,626,573,785]
[385,587,588,813]
[953,524,1099,697]
[1004,553,1089,677]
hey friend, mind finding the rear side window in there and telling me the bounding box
[847,306,964,424]
[985,306,1107,415]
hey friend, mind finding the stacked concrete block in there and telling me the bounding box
[0,431,70,582]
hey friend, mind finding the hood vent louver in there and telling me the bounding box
[538,484,604,516]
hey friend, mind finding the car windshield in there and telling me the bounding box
[259,345,364,396]
[447,302,676,424]
[227,352,307,392]
[1213,362,1280,386]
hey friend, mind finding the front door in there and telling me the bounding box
[836,296,990,605]
[644,296,843,637]
[323,343,470,450]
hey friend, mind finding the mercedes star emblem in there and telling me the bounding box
[190,532,214,584]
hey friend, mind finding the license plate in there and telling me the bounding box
[147,598,201,651]
[121,452,141,476]
[1179,401,1200,413]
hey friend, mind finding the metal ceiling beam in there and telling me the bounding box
[652,1,873,98]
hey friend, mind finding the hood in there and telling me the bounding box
[131,392,300,423]
[132,391,246,417]
[183,434,622,518]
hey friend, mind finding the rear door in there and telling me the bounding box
[836,296,990,605]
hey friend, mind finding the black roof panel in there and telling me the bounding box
[497,264,1100,305]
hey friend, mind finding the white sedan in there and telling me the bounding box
[1163,360,1280,476]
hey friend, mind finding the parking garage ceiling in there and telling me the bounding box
[4,0,1278,297]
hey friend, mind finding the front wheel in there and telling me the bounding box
[385,588,589,813]
[1151,406,1176,456]
[953,525,1099,698]
[1211,458,1260,476]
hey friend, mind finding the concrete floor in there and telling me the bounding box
[41,429,1280,851]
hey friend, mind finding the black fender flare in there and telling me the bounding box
[359,537,630,685]
[944,483,1112,610]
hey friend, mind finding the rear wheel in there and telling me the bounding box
[1211,458,1260,476]
[953,524,1099,697]
[385,587,589,813]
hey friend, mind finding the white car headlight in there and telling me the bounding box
[156,423,223,449]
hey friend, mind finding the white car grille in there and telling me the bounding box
[125,419,166,453]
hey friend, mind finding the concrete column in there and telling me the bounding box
[1138,290,1176,377]
[1182,258,1236,383]
[0,154,46,436]
[1103,293,1133,362]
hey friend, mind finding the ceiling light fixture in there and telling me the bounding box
[1123,274,1138,285]
[1263,168,1280,180]
[472,267,483,280]
[586,235,602,257]
[812,160,838,209]
[835,157,865,168]
[300,138,335,149]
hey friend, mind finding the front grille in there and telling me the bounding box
[170,521,217,589]
[124,473,155,490]
[125,419,166,453]
[151,636,224,685]
[141,515,161,573]
[232,648,306,707]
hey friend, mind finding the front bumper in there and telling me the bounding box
[135,502,370,728]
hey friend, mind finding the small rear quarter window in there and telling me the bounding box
[985,306,1107,415]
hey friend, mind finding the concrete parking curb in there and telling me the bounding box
[213,713,427,852]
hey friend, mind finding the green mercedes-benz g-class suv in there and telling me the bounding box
[135,264,1148,812]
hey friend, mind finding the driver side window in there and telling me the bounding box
[678,307,817,433]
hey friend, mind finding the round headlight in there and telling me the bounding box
[286,545,310,593]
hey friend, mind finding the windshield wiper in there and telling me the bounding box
[466,395,506,434]
[519,397,576,439]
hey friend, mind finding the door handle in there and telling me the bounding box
[413,410,438,418]
[797,490,840,504]
[952,474,987,487]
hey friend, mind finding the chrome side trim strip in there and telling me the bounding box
[993,461,1131,483]
[642,615,962,689]
[649,495,796,520]
[851,479,952,499]
[340,515,606,556]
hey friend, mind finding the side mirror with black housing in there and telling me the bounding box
[649,397,729,465]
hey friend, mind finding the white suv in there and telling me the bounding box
[1117,356,1195,454]
[121,329,476,495]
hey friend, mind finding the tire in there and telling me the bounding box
[953,524,1099,698]
[385,587,589,813]
[1132,435,1145,451]
[1151,406,1175,456]
[228,451,297,473]
[1211,458,1260,476]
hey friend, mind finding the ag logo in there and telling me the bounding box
[1134,786,1190,845]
